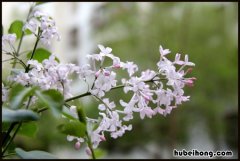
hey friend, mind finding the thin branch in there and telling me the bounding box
[6,52,27,68]
[11,4,33,69]
[92,95,112,112]
[37,107,48,113]
[2,122,17,148]
[2,123,22,156]
[2,58,14,62]
[2,96,32,156]
[25,36,40,73]
[65,92,91,102]
[64,78,166,102]
[85,131,96,159]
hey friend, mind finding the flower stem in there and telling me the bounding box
[2,123,22,156]
[2,4,37,157]
[2,122,17,147]
[64,78,165,102]
[37,107,48,113]
[7,52,27,69]
[64,92,91,102]
[25,36,40,73]
[85,131,96,159]
[11,4,34,69]
[65,85,125,102]
[16,32,24,57]
[2,97,32,156]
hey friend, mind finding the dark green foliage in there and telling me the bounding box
[58,120,86,138]
[18,122,38,138]
[9,84,36,109]
[77,106,87,124]
[35,89,64,118]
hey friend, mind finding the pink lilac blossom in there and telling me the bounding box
[121,61,138,76]
[62,44,195,151]
[9,54,78,98]
[90,71,117,98]
[2,8,195,155]
[23,10,60,47]
[5,26,195,154]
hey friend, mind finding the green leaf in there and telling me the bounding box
[18,122,38,138]
[94,148,107,159]
[8,20,23,39]
[15,148,58,159]
[9,84,36,109]
[35,89,64,117]
[24,28,32,35]
[2,108,40,122]
[93,122,100,131]
[58,120,86,138]
[62,111,78,121]
[27,48,60,63]
[77,106,87,124]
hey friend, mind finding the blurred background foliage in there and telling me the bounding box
[2,2,238,159]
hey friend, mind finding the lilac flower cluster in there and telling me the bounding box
[9,55,79,98]
[2,32,195,155]
[64,44,196,152]
[23,10,60,47]
[2,9,196,156]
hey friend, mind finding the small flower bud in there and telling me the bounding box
[113,64,121,69]
[95,70,101,77]
[185,77,196,87]
[104,70,110,76]
[75,141,81,150]
[100,135,106,141]
[190,77,197,80]
[143,95,150,101]
[185,68,193,74]
[140,92,151,101]
[85,147,92,156]
[185,80,193,87]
